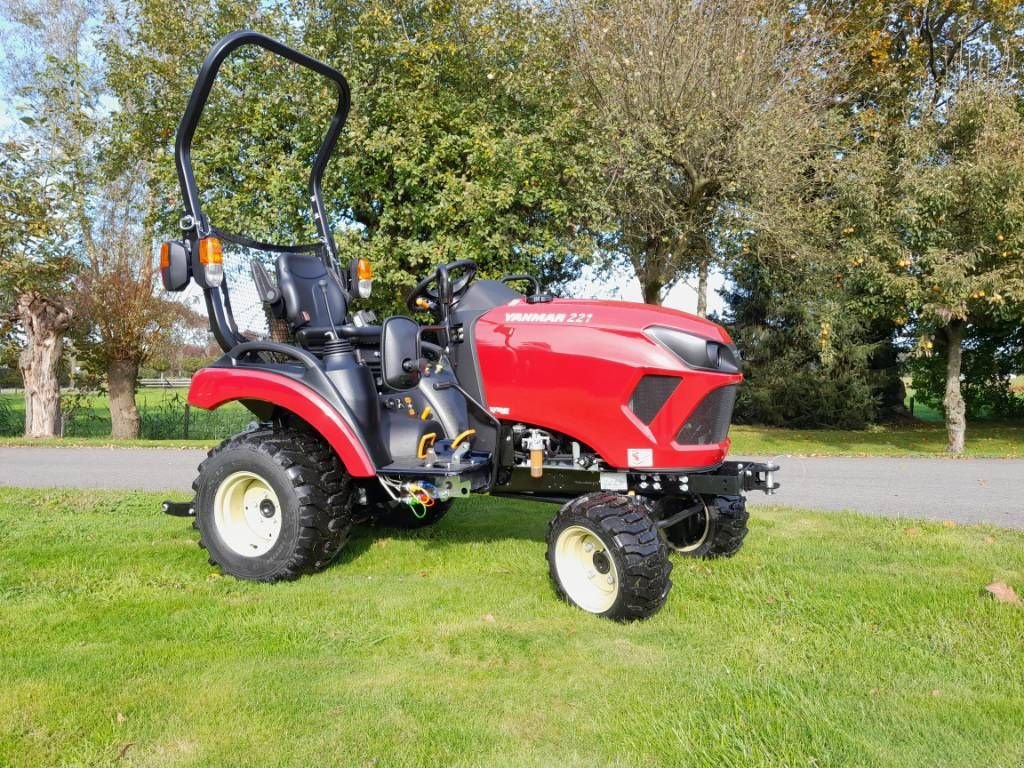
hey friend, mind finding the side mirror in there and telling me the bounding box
[160,240,191,291]
[381,316,422,390]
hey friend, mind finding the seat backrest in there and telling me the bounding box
[275,253,348,330]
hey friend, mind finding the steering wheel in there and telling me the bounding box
[406,260,477,313]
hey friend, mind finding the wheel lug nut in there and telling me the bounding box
[584,542,594,553]
[607,575,614,584]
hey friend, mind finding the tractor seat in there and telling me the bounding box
[275,253,381,347]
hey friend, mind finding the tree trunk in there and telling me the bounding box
[696,257,710,316]
[108,360,141,439]
[642,277,663,305]
[15,292,72,438]
[942,321,966,455]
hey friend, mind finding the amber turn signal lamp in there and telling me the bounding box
[198,237,224,287]
[198,237,223,265]
[354,257,373,299]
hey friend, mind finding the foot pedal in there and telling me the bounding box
[162,500,195,517]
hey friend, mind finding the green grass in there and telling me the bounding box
[0,389,250,440]
[730,422,1024,458]
[4,389,1023,457]
[0,436,216,449]
[1,489,1022,767]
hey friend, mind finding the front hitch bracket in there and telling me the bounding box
[629,461,780,498]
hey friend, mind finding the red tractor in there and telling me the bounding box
[161,32,778,620]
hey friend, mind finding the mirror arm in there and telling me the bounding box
[435,264,453,349]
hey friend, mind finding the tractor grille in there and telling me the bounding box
[628,375,681,424]
[676,385,737,445]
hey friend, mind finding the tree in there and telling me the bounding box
[5,0,206,438]
[0,138,76,437]
[69,176,201,437]
[906,314,1024,419]
[839,83,1024,452]
[313,0,599,304]
[563,0,825,310]
[103,0,600,314]
[813,0,1024,115]
[723,255,881,429]
[718,1,1024,436]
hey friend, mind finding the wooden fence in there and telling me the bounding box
[137,377,192,389]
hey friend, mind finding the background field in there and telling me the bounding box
[0,389,250,441]
[2,489,1022,767]
[3,389,1024,457]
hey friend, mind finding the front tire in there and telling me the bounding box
[659,495,749,558]
[193,428,355,582]
[547,493,672,621]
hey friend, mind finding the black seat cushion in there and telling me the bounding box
[276,253,348,331]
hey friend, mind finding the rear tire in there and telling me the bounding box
[192,428,355,582]
[659,495,749,559]
[547,493,672,621]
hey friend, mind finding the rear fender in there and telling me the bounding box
[187,367,377,477]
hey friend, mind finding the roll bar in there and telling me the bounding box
[174,30,351,263]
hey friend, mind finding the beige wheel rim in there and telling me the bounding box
[554,525,619,613]
[664,498,711,553]
[213,471,282,557]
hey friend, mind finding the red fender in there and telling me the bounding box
[187,367,377,478]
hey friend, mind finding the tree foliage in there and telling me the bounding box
[310,0,599,304]
[103,0,600,313]
[3,0,207,436]
[563,0,828,309]
[2,0,1022,444]
[0,138,75,315]
[834,81,1024,448]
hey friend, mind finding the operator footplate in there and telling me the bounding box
[377,450,492,491]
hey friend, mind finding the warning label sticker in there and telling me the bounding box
[627,448,653,468]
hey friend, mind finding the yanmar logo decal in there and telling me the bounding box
[504,311,593,324]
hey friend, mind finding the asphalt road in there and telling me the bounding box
[1,447,1022,528]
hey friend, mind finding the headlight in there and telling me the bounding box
[645,326,740,373]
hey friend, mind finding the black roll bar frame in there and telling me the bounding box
[173,30,351,352]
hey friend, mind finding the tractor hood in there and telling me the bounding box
[468,293,743,472]
[498,297,735,345]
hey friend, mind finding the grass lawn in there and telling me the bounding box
[4,388,1023,457]
[730,422,1024,458]
[0,389,250,441]
[1,489,1022,767]
[0,436,216,449]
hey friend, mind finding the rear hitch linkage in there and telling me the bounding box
[162,500,196,518]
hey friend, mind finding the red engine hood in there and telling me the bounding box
[473,296,740,471]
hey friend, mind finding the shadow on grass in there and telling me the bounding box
[334,498,559,566]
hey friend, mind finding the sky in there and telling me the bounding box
[567,263,727,317]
